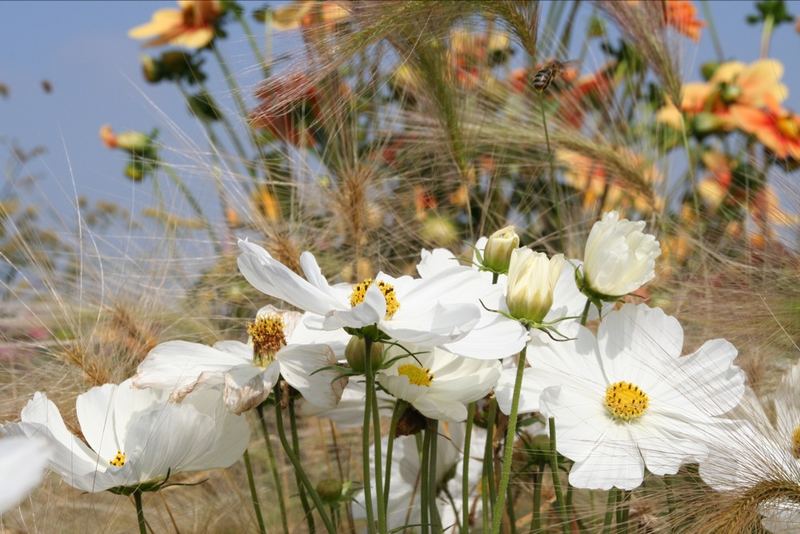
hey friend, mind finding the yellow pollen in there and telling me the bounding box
[792,426,800,459]
[247,314,286,366]
[604,381,649,422]
[109,450,127,467]
[398,364,433,387]
[349,278,400,319]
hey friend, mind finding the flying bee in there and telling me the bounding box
[532,59,574,93]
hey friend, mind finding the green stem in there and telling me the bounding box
[539,95,564,250]
[483,398,498,527]
[384,401,407,512]
[243,450,267,534]
[760,14,774,59]
[616,490,630,534]
[491,347,527,534]
[273,388,337,533]
[133,490,147,534]
[462,402,476,534]
[361,339,376,532]
[421,425,432,534]
[233,8,270,78]
[700,0,725,61]
[256,405,289,534]
[367,338,386,534]
[602,489,617,534]
[428,419,441,532]
[579,298,591,326]
[288,397,316,533]
[548,417,569,534]
[530,467,542,533]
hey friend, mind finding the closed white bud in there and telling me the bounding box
[583,211,661,298]
[506,248,565,324]
[482,225,520,273]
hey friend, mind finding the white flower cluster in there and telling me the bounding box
[1,210,789,533]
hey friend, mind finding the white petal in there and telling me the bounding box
[675,338,744,415]
[413,396,468,421]
[382,301,480,346]
[567,425,644,491]
[323,282,385,329]
[278,344,345,409]
[416,248,459,278]
[223,363,278,414]
[0,437,48,513]
[443,313,527,360]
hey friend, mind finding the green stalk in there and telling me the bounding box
[616,491,630,533]
[579,298,591,326]
[361,340,376,532]
[539,95,565,250]
[133,490,147,534]
[288,397,315,533]
[366,337,386,533]
[256,405,290,534]
[462,402,476,534]
[233,8,270,78]
[491,347,526,534]
[548,417,569,534]
[602,490,617,534]
[421,424,432,534]
[700,0,725,61]
[483,397,498,527]
[273,388,337,533]
[428,419,441,532]
[760,14,774,59]
[384,401,407,512]
[530,466,542,533]
[243,450,267,534]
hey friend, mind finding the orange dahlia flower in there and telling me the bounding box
[129,1,222,49]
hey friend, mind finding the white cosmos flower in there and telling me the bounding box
[135,307,348,414]
[0,436,48,513]
[498,303,744,490]
[699,365,800,533]
[378,345,501,421]
[415,241,591,360]
[581,211,661,298]
[237,240,481,346]
[353,422,486,532]
[1,379,249,493]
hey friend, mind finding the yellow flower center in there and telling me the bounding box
[604,381,649,422]
[792,426,800,459]
[110,450,127,467]
[349,278,400,319]
[397,364,433,387]
[777,117,800,139]
[247,314,286,367]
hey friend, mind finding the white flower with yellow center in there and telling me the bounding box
[0,379,249,493]
[503,304,744,490]
[699,364,800,533]
[580,211,661,299]
[377,345,501,421]
[237,240,481,346]
[0,437,48,513]
[134,306,348,414]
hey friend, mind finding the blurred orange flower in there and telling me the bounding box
[270,1,348,31]
[251,73,322,146]
[129,1,222,49]
[664,0,705,42]
[731,97,800,160]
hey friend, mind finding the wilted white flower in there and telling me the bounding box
[481,225,519,273]
[506,248,565,325]
[237,240,481,347]
[0,436,48,513]
[378,345,501,421]
[498,304,744,490]
[1,379,249,493]
[580,211,661,299]
[135,307,347,414]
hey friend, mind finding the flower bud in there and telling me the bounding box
[116,131,152,153]
[482,225,520,273]
[506,248,564,324]
[124,161,145,182]
[582,211,661,299]
[345,336,384,373]
[140,55,163,84]
[316,478,343,504]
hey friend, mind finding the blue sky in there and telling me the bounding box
[1,1,799,223]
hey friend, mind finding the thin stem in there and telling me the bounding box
[491,347,527,534]
[329,421,356,534]
[256,405,290,534]
[160,164,220,252]
[234,8,270,78]
[539,95,564,250]
[579,298,591,326]
[760,14,774,58]
[367,340,386,534]
[361,340,376,531]
[548,417,569,534]
[700,0,725,61]
[483,398,498,527]
[273,388,337,533]
[133,490,147,534]
[602,489,617,534]
[421,424,432,534]
[384,401,407,512]
[530,466,542,533]
[428,419,441,532]
[243,450,267,534]
[616,490,630,534]
[289,397,316,533]
[462,402,476,534]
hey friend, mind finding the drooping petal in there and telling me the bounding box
[278,343,346,409]
[0,437,49,513]
[223,362,280,415]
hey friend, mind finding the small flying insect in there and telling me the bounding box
[532,59,574,93]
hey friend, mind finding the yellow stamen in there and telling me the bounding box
[247,314,286,367]
[349,278,400,319]
[604,381,649,422]
[792,426,800,459]
[110,450,127,467]
[398,363,433,387]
